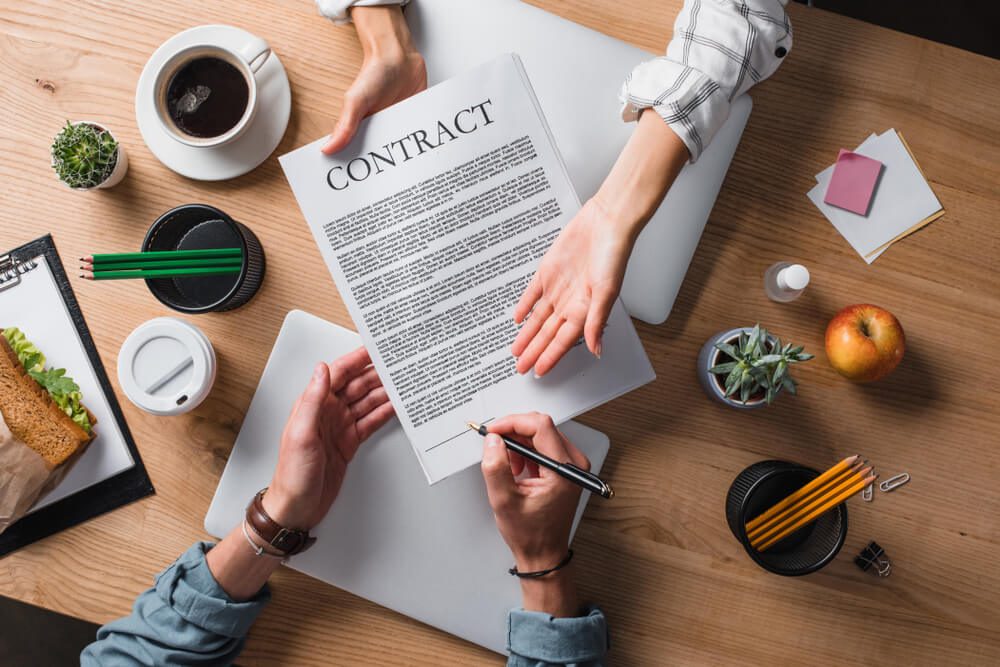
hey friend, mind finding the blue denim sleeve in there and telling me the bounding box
[80,542,270,667]
[506,607,609,666]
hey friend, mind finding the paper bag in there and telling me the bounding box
[0,409,73,534]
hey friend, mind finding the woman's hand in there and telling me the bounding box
[512,110,691,376]
[321,6,427,155]
[481,413,591,617]
[511,197,637,377]
[263,347,395,530]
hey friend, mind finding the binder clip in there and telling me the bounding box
[855,541,891,577]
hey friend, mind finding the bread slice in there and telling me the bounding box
[0,336,94,468]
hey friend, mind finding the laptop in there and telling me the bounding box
[408,0,752,324]
[205,311,610,654]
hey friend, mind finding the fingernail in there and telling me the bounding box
[595,341,603,359]
[485,434,502,449]
[313,363,325,381]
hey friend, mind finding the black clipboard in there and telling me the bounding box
[0,235,154,557]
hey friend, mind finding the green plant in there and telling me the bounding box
[709,324,813,405]
[51,121,119,188]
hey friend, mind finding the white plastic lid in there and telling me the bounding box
[117,318,216,416]
[778,264,810,291]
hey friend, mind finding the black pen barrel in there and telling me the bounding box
[475,424,613,499]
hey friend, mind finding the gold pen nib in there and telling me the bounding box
[466,421,481,431]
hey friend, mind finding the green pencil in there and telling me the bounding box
[81,258,243,272]
[80,266,242,281]
[84,248,243,265]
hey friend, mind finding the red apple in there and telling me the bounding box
[825,304,905,382]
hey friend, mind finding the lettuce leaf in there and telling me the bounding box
[3,327,92,434]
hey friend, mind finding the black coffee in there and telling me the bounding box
[166,57,249,138]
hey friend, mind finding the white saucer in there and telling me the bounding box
[135,25,291,181]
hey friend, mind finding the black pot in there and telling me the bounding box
[142,204,265,313]
[725,460,848,576]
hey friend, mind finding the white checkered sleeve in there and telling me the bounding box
[316,0,409,25]
[620,0,792,162]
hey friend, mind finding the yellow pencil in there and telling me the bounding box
[745,455,859,533]
[746,460,864,541]
[755,474,877,552]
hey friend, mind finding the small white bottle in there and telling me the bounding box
[764,262,810,302]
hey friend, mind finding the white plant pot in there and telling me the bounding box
[55,120,129,191]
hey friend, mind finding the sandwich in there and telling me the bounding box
[0,327,95,468]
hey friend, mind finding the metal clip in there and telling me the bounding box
[862,482,874,502]
[0,254,22,293]
[855,541,891,577]
[879,472,910,493]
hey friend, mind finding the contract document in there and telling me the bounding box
[280,54,654,483]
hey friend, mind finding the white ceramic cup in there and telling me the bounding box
[152,35,271,148]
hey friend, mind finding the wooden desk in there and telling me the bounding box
[2,1,998,664]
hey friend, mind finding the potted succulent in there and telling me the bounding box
[698,324,813,409]
[51,121,128,190]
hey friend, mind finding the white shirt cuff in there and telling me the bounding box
[316,0,409,25]
[619,58,731,163]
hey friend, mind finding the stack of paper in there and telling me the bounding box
[808,129,944,263]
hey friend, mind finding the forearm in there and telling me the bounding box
[352,5,418,61]
[519,566,579,618]
[593,110,690,242]
[206,523,283,601]
[81,542,271,666]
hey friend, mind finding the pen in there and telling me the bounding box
[467,422,615,499]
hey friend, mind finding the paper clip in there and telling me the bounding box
[879,472,910,493]
[862,482,874,502]
[855,541,891,577]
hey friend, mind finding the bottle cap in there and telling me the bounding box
[778,264,810,291]
[117,317,216,415]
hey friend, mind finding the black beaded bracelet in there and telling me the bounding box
[508,550,574,578]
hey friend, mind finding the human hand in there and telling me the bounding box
[511,197,637,376]
[481,413,590,616]
[321,6,427,155]
[511,110,691,377]
[263,347,395,530]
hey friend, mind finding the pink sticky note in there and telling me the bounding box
[824,149,883,216]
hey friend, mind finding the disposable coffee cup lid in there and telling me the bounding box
[117,317,216,416]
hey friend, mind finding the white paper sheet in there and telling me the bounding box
[0,256,134,509]
[280,54,654,483]
[809,129,941,263]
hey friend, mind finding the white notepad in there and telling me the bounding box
[205,310,610,654]
[808,129,942,263]
[0,255,134,510]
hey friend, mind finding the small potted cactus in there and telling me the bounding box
[51,121,128,190]
[698,324,813,409]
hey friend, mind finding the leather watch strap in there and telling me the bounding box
[244,488,316,556]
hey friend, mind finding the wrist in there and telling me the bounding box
[260,486,309,530]
[519,566,579,617]
[352,6,417,61]
[593,109,690,240]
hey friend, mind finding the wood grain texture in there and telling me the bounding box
[2,1,999,665]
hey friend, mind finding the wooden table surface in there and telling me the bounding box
[2,1,998,664]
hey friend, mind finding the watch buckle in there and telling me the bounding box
[270,527,300,553]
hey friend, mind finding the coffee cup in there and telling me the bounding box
[153,34,271,148]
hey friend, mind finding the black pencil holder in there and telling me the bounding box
[726,460,848,576]
[142,204,265,313]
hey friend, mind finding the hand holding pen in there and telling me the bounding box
[478,413,594,617]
